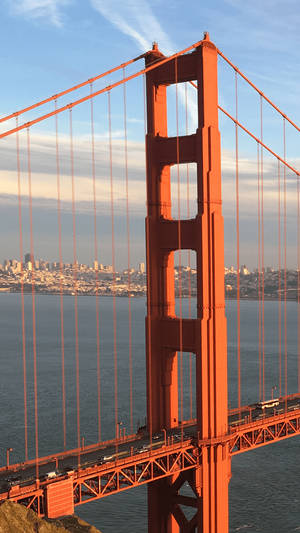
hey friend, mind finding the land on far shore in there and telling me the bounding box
[0,258,299,300]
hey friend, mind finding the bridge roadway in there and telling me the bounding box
[1,394,300,497]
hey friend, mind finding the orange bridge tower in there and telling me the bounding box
[145,33,230,532]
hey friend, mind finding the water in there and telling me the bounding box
[1,293,300,532]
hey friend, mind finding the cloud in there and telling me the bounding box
[1,129,299,221]
[0,130,147,214]
[90,0,199,130]
[90,0,173,54]
[8,0,71,27]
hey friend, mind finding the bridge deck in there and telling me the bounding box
[1,394,300,517]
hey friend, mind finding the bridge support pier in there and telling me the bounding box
[145,33,230,532]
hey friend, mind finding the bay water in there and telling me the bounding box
[1,293,300,532]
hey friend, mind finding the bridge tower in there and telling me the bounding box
[145,33,230,532]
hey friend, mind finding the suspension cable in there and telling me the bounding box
[235,71,241,411]
[185,82,193,420]
[0,54,146,125]
[298,173,300,393]
[283,118,288,401]
[16,121,28,461]
[217,49,300,135]
[257,142,262,401]
[90,84,102,443]
[175,58,184,436]
[260,96,265,402]
[69,109,81,460]
[144,73,153,443]
[0,39,206,140]
[278,159,282,397]
[108,91,118,442]
[55,101,66,450]
[123,68,133,435]
[27,128,39,478]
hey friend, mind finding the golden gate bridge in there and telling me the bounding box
[0,32,300,532]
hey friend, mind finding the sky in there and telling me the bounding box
[0,0,300,269]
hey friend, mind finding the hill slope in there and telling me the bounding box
[0,501,101,533]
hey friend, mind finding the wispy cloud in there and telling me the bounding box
[90,0,173,54]
[8,0,71,27]
[90,0,199,129]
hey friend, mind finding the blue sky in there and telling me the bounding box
[0,0,300,269]
[0,0,299,118]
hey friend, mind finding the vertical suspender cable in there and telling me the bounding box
[27,128,39,477]
[144,74,153,443]
[55,101,66,450]
[185,83,193,420]
[108,91,118,441]
[123,68,133,434]
[257,142,262,401]
[283,118,288,400]
[90,85,102,443]
[298,173,300,393]
[175,58,184,432]
[260,96,265,401]
[235,72,241,411]
[278,160,282,397]
[16,121,28,461]
[69,109,81,457]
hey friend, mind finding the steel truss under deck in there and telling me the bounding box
[3,407,300,517]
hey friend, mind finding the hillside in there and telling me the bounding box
[0,501,101,533]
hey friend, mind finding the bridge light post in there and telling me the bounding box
[6,447,13,469]
[271,385,277,400]
[116,421,123,440]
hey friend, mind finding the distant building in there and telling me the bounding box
[13,262,22,273]
[25,253,32,264]
[240,264,250,276]
[139,262,145,274]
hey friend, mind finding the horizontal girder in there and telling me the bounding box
[2,406,300,517]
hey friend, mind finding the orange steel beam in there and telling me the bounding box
[229,408,300,454]
[2,442,198,517]
[5,408,300,518]
[2,398,300,476]
[145,33,229,533]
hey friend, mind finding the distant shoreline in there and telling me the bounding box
[0,288,298,302]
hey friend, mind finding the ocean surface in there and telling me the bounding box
[1,293,300,532]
